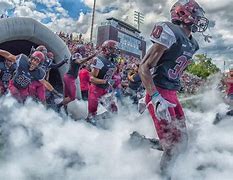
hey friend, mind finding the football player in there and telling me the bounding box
[138,0,209,176]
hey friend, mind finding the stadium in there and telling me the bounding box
[0,1,233,180]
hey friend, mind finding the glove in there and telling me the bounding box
[30,46,35,56]
[107,79,115,87]
[138,96,147,114]
[149,92,176,122]
[63,56,69,63]
[51,89,63,98]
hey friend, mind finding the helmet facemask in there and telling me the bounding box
[190,7,209,33]
[29,56,41,70]
[107,46,120,60]
[29,51,45,70]
[101,40,120,62]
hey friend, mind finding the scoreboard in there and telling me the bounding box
[97,17,146,59]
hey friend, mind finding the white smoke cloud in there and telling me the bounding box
[0,95,160,180]
[1,79,233,180]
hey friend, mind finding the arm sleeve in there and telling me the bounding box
[49,60,66,69]
[15,54,22,67]
[0,62,4,70]
[133,73,141,82]
[150,22,177,49]
[37,69,46,81]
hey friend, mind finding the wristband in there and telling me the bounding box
[151,91,159,98]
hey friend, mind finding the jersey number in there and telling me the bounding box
[104,68,115,80]
[2,73,12,82]
[151,25,163,39]
[168,56,189,80]
[15,75,30,87]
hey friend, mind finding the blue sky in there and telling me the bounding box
[32,0,91,24]
[58,0,91,18]
[5,0,91,22]
[39,0,90,21]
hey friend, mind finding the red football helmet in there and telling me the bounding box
[75,44,86,57]
[31,51,45,64]
[170,0,209,33]
[101,40,120,58]
[36,45,48,55]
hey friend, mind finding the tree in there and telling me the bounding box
[186,54,220,79]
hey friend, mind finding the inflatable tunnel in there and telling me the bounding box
[0,17,81,98]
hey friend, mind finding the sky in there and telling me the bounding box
[0,0,233,68]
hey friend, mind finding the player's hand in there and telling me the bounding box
[30,46,35,55]
[63,55,69,63]
[149,92,176,122]
[138,96,147,114]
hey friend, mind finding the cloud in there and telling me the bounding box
[1,0,233,69]
[34,0,61,8]
[0,96,161,180]
[0,0,14,14]
[80,0,233,69]
[14,4,47,20]
[54,6,68,17]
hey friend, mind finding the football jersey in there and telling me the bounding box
[0,62,16,85]
[41,57,53,72]
[150,21,199,90]
[91,55,116,89]
[13,54,45,89]
[67,53,82,78]
[129,73,142,91]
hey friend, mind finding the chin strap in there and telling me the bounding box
[202,32,212,43]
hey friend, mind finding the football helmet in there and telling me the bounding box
[31,51,45,64]
[36,45,48,55]
[75,44,86,57]
[170,0,209,33]
[101,40,120,59]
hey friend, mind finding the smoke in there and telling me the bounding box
[0,83,233,180]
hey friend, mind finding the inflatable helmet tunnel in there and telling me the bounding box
[0,17,81,98]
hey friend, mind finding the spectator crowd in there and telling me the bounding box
[180,72,205,94]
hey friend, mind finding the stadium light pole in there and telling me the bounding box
[224,60,226,72]
[134,11,144,31]
[90,0,96,44]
